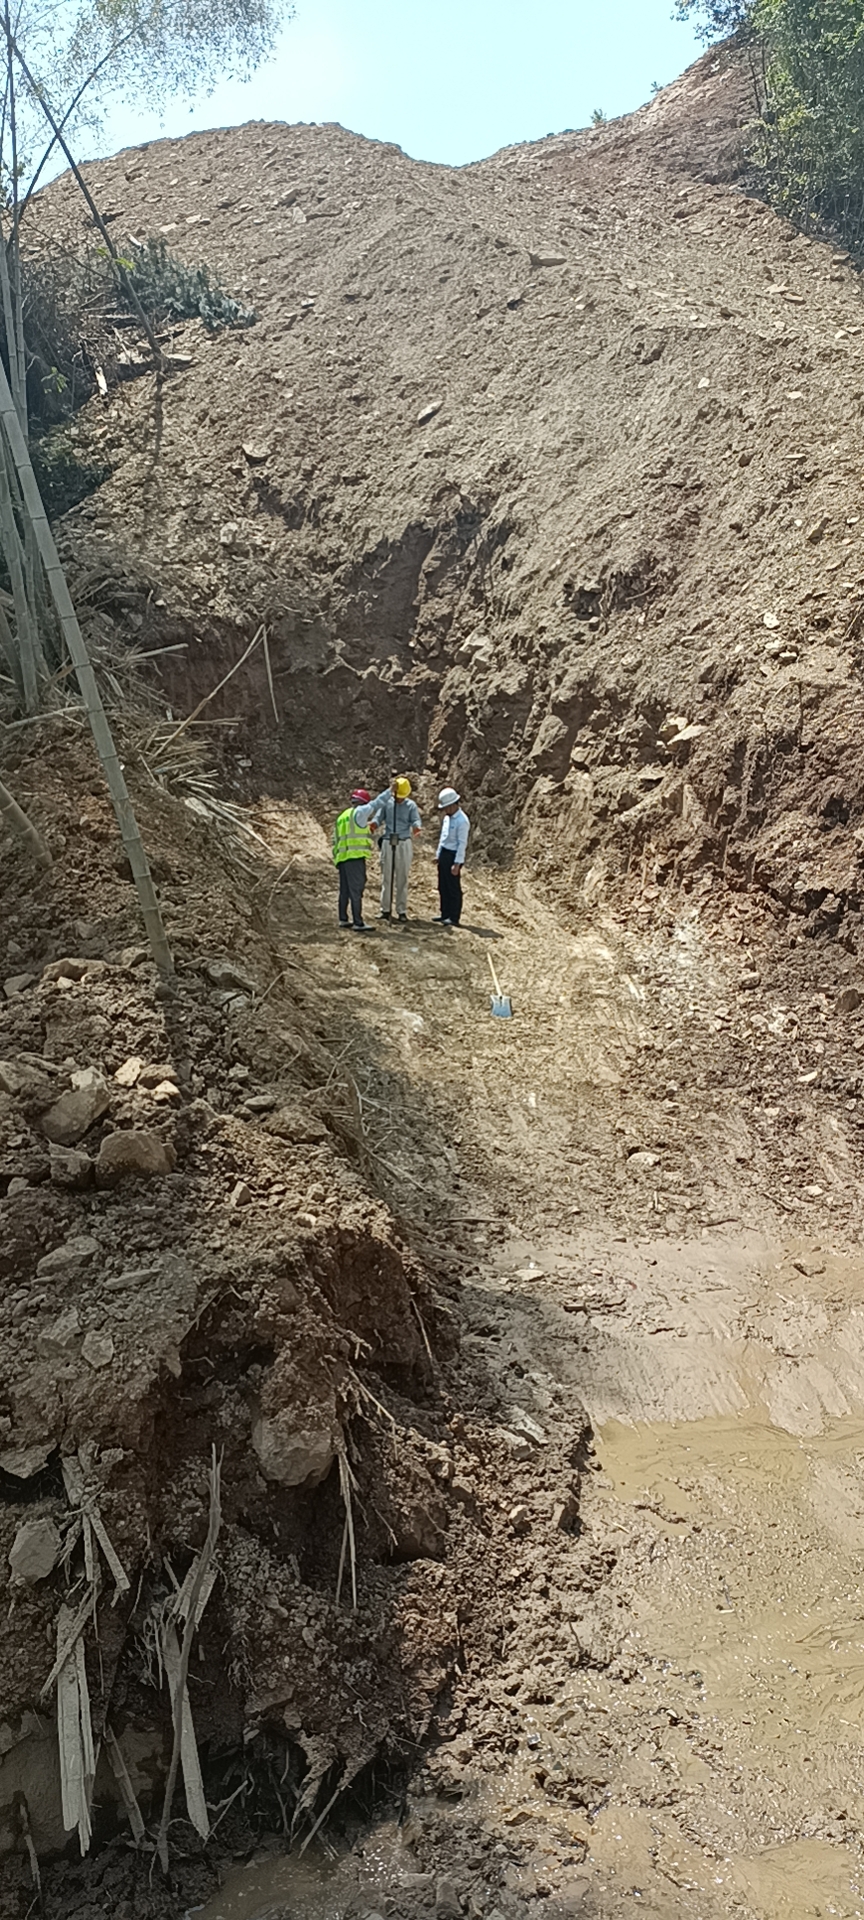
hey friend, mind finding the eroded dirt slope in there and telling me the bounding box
[6,35,864,1920]
[25,38,864,950]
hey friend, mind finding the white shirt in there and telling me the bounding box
[437,807,470,864]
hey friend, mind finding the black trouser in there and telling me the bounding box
[338,858,366,925]
[437,848,463,924]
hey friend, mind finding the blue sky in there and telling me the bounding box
[93,0,702,169]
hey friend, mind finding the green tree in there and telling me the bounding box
[672,0,754,40]
[750,0,864,249]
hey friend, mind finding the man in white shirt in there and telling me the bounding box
[435,786,470,927]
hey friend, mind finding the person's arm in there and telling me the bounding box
[354,803,375,829]
[453,813,469,870]
[411,802,422,838]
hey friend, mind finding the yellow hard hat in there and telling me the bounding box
[394,776,412,799]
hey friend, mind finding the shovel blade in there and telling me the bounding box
[490,993,512,1019]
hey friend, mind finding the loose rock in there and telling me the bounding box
[204,957,257,992]
[3,974,36,998]
[435,1875,463,1918]
[82,1329,115,1369]
[95,1130,177,1185]
[37,1235,100,1281]
[49,1145,94,1189]
[9,1517,62,1584]
[38,1307,81,1352]
[252,1409,338,1488]
[42,1078,109,1146]
[114,1056,143,1087]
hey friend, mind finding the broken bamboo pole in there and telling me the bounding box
[156,1448,222,1873]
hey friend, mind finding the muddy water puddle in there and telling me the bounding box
[581,1410,864,1916]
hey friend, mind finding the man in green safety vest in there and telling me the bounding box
[332,788,378,931]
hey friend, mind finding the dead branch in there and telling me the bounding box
[0,775,50,865]
[161,627,264,749]
[155,1448,222,1875]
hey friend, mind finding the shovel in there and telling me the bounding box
[488,952,512,1019]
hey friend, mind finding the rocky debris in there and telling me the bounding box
[229,1178,251,1206]
[38,1306,81,1352]
[113,1055,143,1086]
[627,1149,659,1172]
[49,1144,94,1188]
[203,957,257,993]
[0,1443,54,1478]
[0,1058,50,1097]
[498,1427,534,1461]
[9,1517,62,1584]
[836,986,863,1014]
[94,1128,177,1185]
[41,1074,109,1146]
[82,1329,115,1368]
[417,400,443,426]
[252,1407,339,1488]
[509,1503,531,1534]
[552,1491,580,1531]
[435,1876,463,1918]
[3,973,36,998]
[507,1408,547,1447]
[37,1234,100,1282]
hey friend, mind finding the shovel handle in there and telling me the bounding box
[488,952,504,997]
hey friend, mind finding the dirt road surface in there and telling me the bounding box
[195,806,864,1920]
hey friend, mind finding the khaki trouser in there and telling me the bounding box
[380,838,413,917]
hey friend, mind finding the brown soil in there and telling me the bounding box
[3,36,864,1920]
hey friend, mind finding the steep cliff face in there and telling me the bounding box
[27,38,864,936]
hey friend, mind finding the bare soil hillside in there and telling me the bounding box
[26,37,864,945]
[5,38,864,1920]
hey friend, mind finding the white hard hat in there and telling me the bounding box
[438,786,460,808]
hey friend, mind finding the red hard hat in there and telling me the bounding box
[351,788,371,803]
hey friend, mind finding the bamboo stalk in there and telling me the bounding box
[0,594,22,698]
[156,1449,221,1873]
[0,364,173,973]
[0,442,38,708]
[0,774,49,865]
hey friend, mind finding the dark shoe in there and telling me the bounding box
[441,918,452,926]
[397,913,408,922]
[339,920,350,929]
[432,914,445,923]
[379,911,391,920]
[351,922,371,933]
